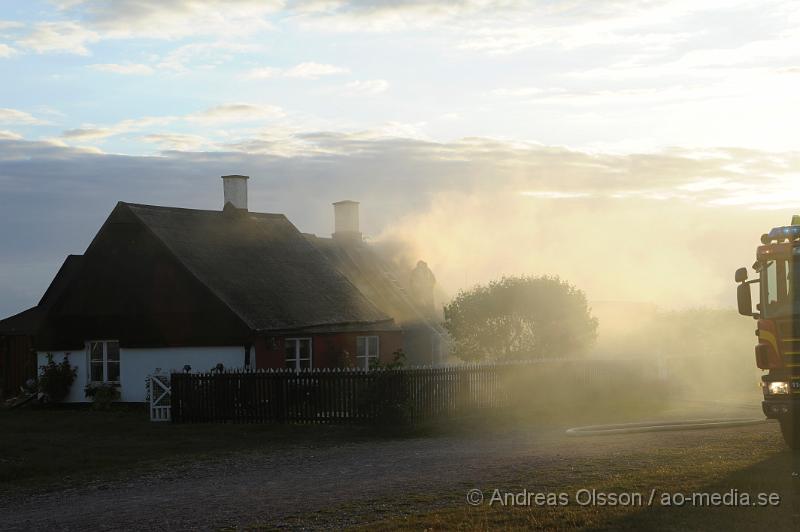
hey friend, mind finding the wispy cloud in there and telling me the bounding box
[51,0,281,39]
[245,61,350,80]
[60,127,114,140]
[16,21,99,55]
[0,108,49,125]
[339,79,389,96]
[156,41,264,73]
[185,103,285,124]
[293,0,515,32]
[57,103,287,144]
[0,43,16,57]
[0,130,22,139]
[89,63,154,75]
[60,115,178,141]
[489,84,721,107]
[0,21,25,30]
[285,61,349,79]
[140,133,214,151]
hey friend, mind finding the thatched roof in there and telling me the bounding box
[124,203,392,332]
[0,306,43,336]
[305,234,444,332]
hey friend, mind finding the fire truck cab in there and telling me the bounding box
[736,218,800,449]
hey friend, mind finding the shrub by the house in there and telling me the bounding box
[38,354,76,403]
[84,383,120,410]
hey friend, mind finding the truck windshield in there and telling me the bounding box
[761,258,800,318]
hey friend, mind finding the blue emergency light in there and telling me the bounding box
[767,225,800,242]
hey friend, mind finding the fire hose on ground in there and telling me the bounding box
[565,417,772,437]
[565,401,773,436]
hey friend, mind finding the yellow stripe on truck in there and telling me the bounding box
[760,330,779,352]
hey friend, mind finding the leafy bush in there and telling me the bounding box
[444,275,598,361]
[369,349,406,370]
[84,383,120,410]
[38,354,77,403]
[334,348,356,368]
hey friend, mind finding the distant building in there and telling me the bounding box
[0,175,445,402]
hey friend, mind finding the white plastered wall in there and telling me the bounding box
[37,346,245,402]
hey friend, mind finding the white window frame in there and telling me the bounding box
[86,340,121,384]
[356,335,380,370]
[285,338,312,371]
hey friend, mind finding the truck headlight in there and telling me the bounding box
[766,381,790,395]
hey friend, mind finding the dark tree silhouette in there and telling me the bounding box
[443,275,598,361]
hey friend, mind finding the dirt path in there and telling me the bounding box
[0,407,790,531]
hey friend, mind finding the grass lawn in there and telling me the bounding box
[0,405,374,493]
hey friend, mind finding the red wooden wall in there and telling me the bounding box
[0,335,36,398]
[254,331,403,370]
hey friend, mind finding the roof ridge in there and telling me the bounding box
[121,201,286,218]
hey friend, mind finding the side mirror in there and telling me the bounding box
[737,283,754,316]
[735,267,748,283]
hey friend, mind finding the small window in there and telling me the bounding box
[87,340,120,384]
[356,336,380,369]
[285,338,312,371]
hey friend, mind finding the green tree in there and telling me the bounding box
[443,275,598,361]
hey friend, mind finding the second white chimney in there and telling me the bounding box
[221,174,249,210]
[333,200,361,242]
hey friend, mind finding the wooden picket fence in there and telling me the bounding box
[170,360,648,424]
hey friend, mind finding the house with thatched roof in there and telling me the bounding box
[0,175,444,402]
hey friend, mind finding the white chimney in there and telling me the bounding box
[221,174,249,210]
[333,200,361,242]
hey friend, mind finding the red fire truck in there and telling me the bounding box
[736,218,800,448]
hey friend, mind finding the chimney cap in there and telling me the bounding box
[221,174,249,180]
[333,199,359,205]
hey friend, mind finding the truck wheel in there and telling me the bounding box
[779,418,800,450]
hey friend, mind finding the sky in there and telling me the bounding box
[1,0,800,317]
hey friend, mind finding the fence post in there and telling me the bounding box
[169,373,180,422]
[276,372,286,423]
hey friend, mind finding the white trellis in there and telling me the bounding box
[149,374,171,422]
